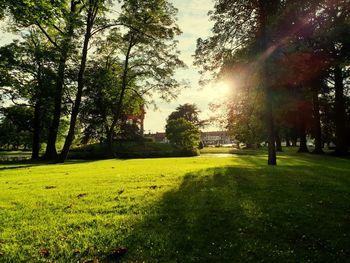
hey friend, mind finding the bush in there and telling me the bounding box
[165,118,201,150]
[68,142,199,160]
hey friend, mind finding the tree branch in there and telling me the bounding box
[35,22,60,50]
[90,22,122,36]
[52,24,64,35]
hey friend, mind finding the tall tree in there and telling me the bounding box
[256,0,280,164]
[4,0,82,160]
[99,0,185,157]
[321,0,350,155]
[0,31,56,159]
[58,0,111,162]
[195,0,281,165]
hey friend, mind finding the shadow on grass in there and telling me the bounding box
[0,159,99,171]
[111,162,350,263]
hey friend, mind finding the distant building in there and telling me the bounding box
[125,105,145,134]
[144,132,169,143]
[145,130,235,146]
[201,131,235,146]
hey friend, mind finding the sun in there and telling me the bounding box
[213,80,236,98]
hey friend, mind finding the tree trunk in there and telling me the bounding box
[290,126,298,147]
[43,48,68,160]
[258,0,277,165]
[57,9,95,163]
[334,65,347,155]
[107,35,135,157]
[267,99,277,164]
[298,119,309,153]
[32,58,43,160]
[246,143,254,149]
[286,136,291,147]
[275,130,282,152]
[44,2,76,160]
[311,78,324,154]
[31,98,42,160]
[107,120,117,157]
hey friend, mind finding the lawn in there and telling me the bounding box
[0,152,350,262]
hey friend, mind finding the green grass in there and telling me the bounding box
[199,147,236,154]
[199,146,322,155]
[1,152,350,262]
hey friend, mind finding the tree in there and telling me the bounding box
[79,61,144,144]
[0,31,56,159]
[319,0,350,155]
[196,0,350,161]
[4,0,84,160]
[57,0,111,162]
[195,0,282,165]
[168,103,206,128]
[2,0,185,162]
[165,118,201,151]
[97,0,185,157]
[0,106,33,150]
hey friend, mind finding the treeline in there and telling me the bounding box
[195,0,349,164]
[0,0,184,162]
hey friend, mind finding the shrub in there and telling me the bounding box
[165,118,201,150]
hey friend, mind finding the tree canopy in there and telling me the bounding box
[196,0,350,163]
[166,118,201,151]
[0,0,185,162]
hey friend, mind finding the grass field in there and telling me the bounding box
[1,151,350,262]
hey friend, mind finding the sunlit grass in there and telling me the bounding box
[1,153,350,262]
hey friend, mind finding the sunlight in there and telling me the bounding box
[210,80,236,99]
[1,0,349,261]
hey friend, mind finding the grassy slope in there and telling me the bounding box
[0,152,350,262]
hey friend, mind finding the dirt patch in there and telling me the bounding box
[77,193,88,198]
[44,186,57,189]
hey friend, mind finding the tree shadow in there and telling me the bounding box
[109,162,350,263]
[0,159,99,171]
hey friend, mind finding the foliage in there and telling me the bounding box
[168,103,206,128]
[0,32,57,156]
[0,106,33,149]
[166,118,201,150]
[198,141,204,150]
[196,0,350,159]
[79,61,144,144]
[68,141,198,159]
[1,0,185,161]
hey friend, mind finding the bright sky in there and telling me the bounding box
[144,0,225,133]
[0,0,230,132]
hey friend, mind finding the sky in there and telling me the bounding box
[144,0,231,133]
[0,0,230,132]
